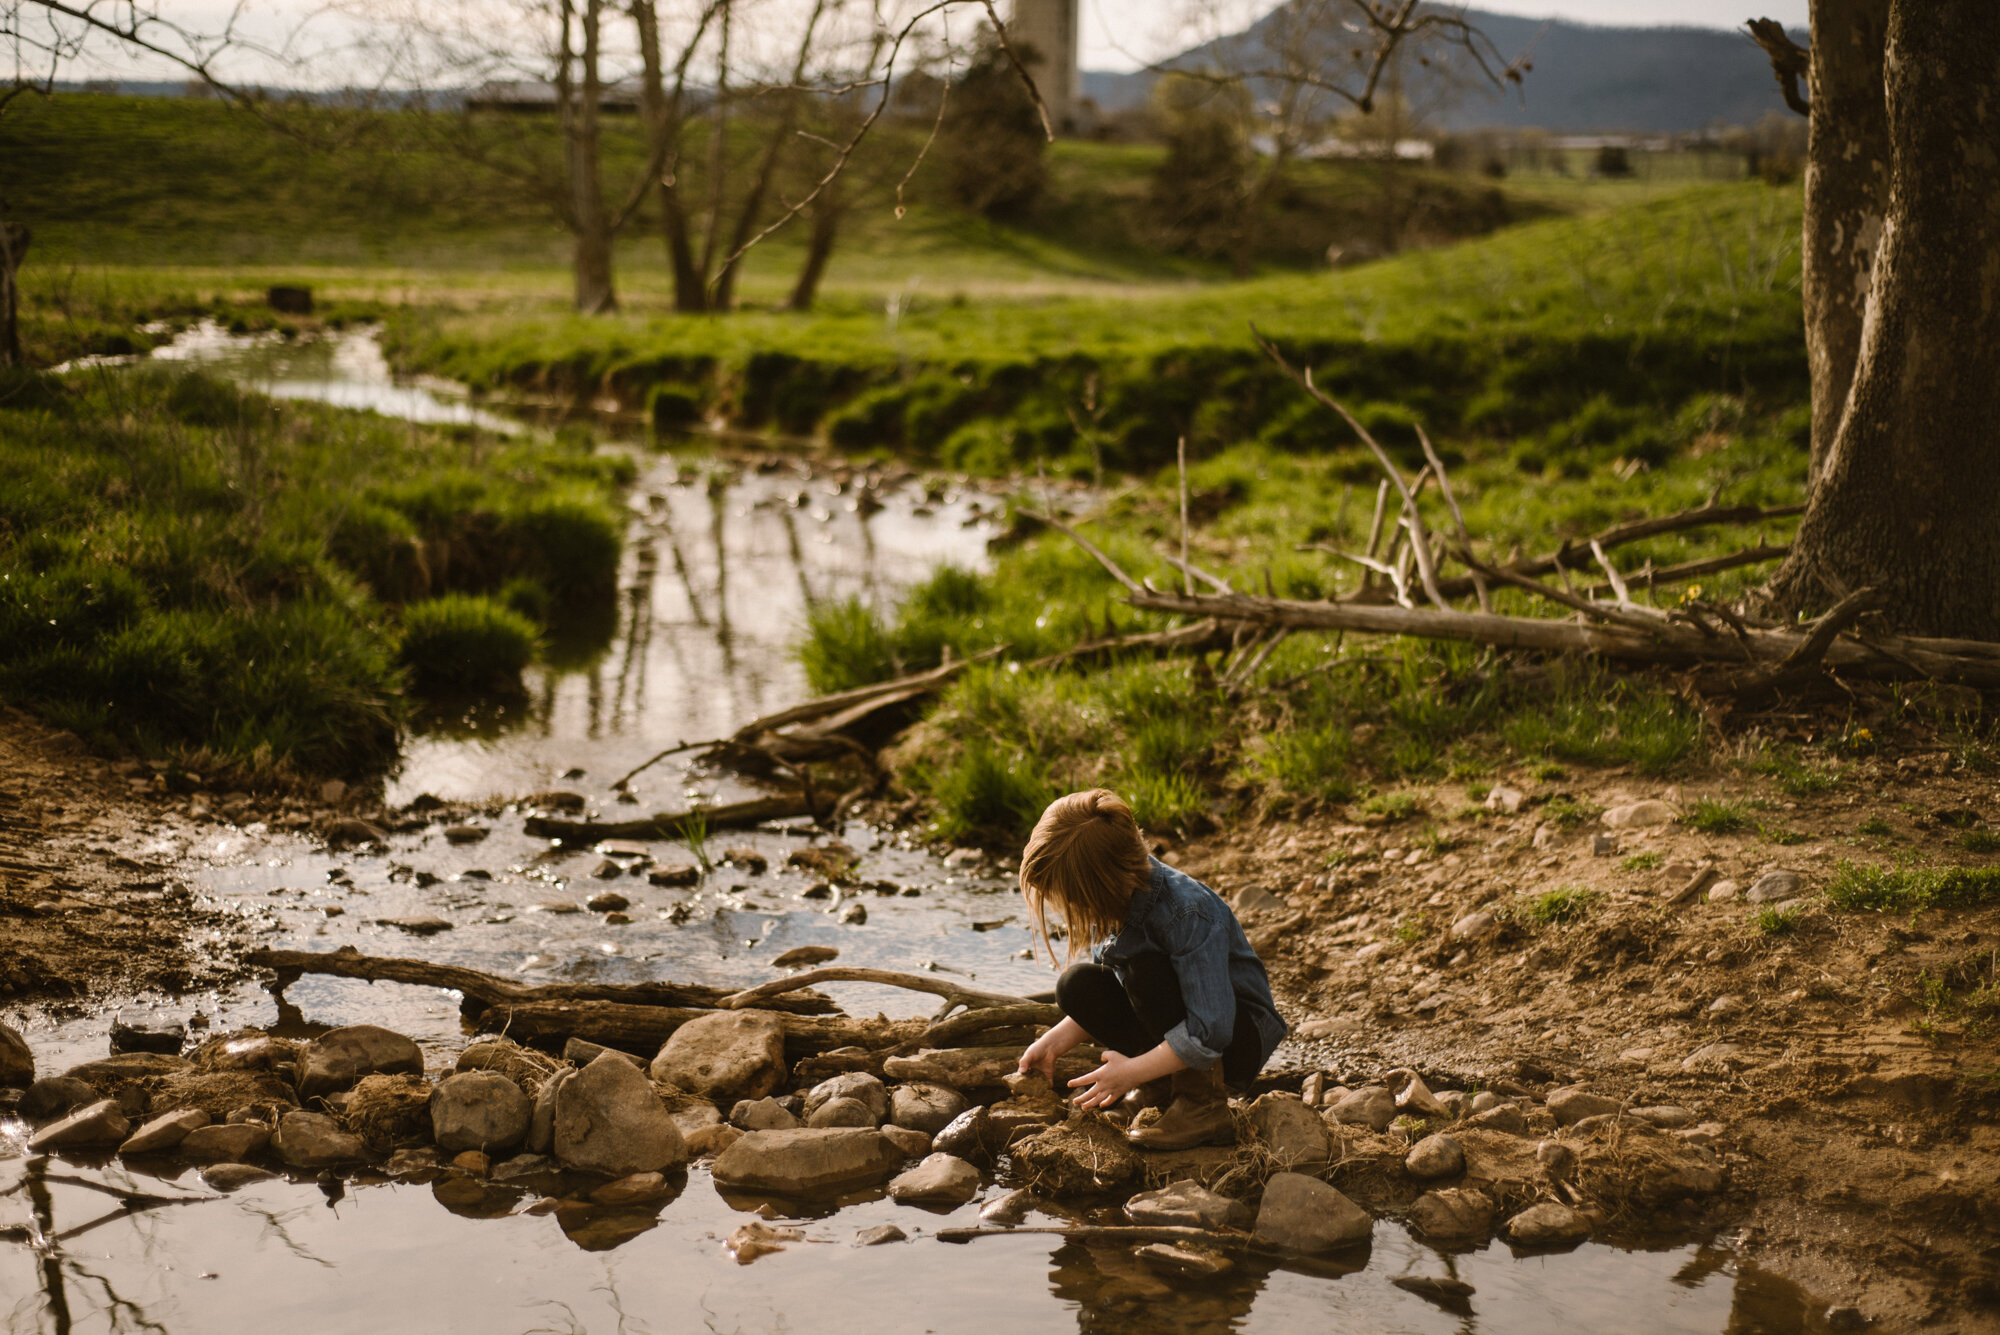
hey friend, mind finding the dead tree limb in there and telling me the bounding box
[937,1225,1249,1245]
[1578,543,1789,599]
[725,646,1006,742]
[719,966,1037,1017]
[1748,17,1811,116]
[1430,504,1801,601]
[922,1001,1063,1046]
[487,999,927,1056]
[523,793,820,841]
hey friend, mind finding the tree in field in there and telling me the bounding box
[937,38,1048,220]
[1753,4,2000,640]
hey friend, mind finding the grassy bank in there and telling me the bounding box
[0,368,627,779]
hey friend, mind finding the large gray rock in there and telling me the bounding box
[1326,1085,1396,1132]
[1247,1093,1333,1168]
[273,1111,368,1168]
[649,1011,787,1101]
[0,1021,33,1087]
[1125,1180,1253,1231]
[887,1153,981,1205]
[710,1128,905,1195]
[1405,1133,1466,1179]
[178,1122,271,1163]
[431,1070,533,1154]
[1547,1088,1623,1125]
[1503,1202,1592,1246]
[552,1052,688,1177]
[299,1025,423,1098]
[527,1067,574,1155]
[889,1083,969,1135]
[1253,1173,1373,1252]
[119,1108,210,1156]
[1408,1187,1496,1241]
[28,1099,131,1151]
[730,1096,800,1131]
[804,1072,889,1124]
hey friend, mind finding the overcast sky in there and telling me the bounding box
[1079,0,1810,70]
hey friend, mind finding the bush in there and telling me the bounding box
[397,594,537,696]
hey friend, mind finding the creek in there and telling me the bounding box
[1,326,1821,1333]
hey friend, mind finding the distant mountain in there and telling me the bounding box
[1083,7,1808,133]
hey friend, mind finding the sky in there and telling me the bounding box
[1078,0,1811,71]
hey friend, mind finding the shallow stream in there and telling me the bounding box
[4,328,1823,1333]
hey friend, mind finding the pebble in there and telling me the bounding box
[1390,1069,1449,1119]
[730,1097,801,1131]
[452,1150,492,1175]
[979,1188,1034,1225]
[273,1111,366,1167]
[444,826,489,844]
[535,900,582,915]
[1707,880,1740,902]
[525,790,586,812]
[109,1009,187,1056]
[1503,1201,1591,1246]
[652,1011,788,1101]
[1535,1140,1577,1177]
[1546,1087,1622,1125]
[589,859,624,880]
[1631,1105,1696,1129]
[720,847,768,874]
[1483,786,1526,815]
[1408,1187,1496,1241]
[586,892,630,912]
[29,1099,132,1151]
[854,1224,907,1246]
[119,1108,211,1155]
[1138,1242,1234,1278]
[1405,1133,1466,1179]
[0,1022,32,1087]
[839,902,868,925]
[178,1123,270,1163]
[1747,870,1803,903]
[1326,1085,1397,1132]
[887,1152,981,1205]
[201,1163,277,1191]
[1708,994,1746,1017]
[685,1124,744,1157]
[1468,1091,1504,1114]
[648,864,700,887]
[1449,911,1498,943]
[590,1171,671,1206]
[772,946,838,969]
[880,1125,933,1158]
[378,916,454,935]
[890,1082,969,1135]
[1125,1180,1252,1231]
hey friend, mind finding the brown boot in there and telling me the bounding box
[1126,1065,1234,1150]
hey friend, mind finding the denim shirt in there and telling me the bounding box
[1092,857,1287,1072]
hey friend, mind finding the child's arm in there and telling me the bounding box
[1017,1015,1089,1083]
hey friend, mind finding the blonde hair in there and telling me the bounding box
[1019,789,1151,964]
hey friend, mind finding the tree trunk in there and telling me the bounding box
[1769,0,2000,639]
[0,219,26,368]
[1800,0,1890,480]
[561,0,618,314]
[630,0,711,314]
[787,190,840,312]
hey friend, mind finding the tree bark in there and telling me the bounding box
[632,0,712,313]
[560,0,618,314]
[1800,0,1890,480]
[1770,1,2000,638]
[786,188,840,311]
[0,219,26,368]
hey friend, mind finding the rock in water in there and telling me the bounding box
[1247,1093,1333,1168]
[1009,1115,1140,1195]
[178,1123,271,1163]
[119,1108,211,1156]
[1253,1173,1373,1252]
[1405,1133,1466,1179]
[109,1010,186,1056]
[649,1011,787,1101]
[880,1125,932,1158]
[432,1071,533,1154]
[1408,1187,1496,1241]
[729,1097,800,1131]
[298,1025,423,1098]
[710,1128,905,1195]
[887,1153,981,1205]
[1546,1088,1623,1125]
[855,1224,906,1246]
[803,1072,889,1124]
[28,1099,131,1151]
[201,1164,277,1191]
[889,1083,968,1135]
[553,1053,688,1177]
[1503,1202,1592,1246]
[932,1106,1003,1166]
[346,1073,436,1152]
[589,1171,672,1206]
[773,945,838,969]
[274,1111,367,1168]
[807,1097,877,1129]
[527,1067,575,1155]
[1124,1180,1253,1231]
[21,1077,96,1122]
[1326,1086,1396,1132]
[685,1124,743,1157]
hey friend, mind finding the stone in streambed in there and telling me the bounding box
[274,1111,368,1168]
[889,1082,968,1135]
[649,1010,787,1101]
[887,1152,981,1205]
[808,1097,877,1129]
[880,1125,932,1158]
[710,1127,905,1195]
[119,1108,210,1156]
[685,1124,743,1157]
[730,1096,800,1131]
[431,1070,533,1154]
[803,1072,888,1125]
[1253,1172,1373,1252]
[527,1067,574,1155]
[1124,1180,1253,1231]
[855,1224,906,1246]
[553,1053,688,1178]
[0,1021,33,1088]
[1326,1085,1397,1132]
[1408,1187,1496,1241]
[1546,1087,1623,1125]
[21,1077,97,1122]
[932,1106,1003,1166]
[590,1171,672,1206]
[1247,1093,1333,1168]
[178,1122,270,1163]
[201,1163,277,1191]
[28,1099,131,1151]
[1503,1202,1592,1247]
[1405,1133,1465,1179]
[298,1024,422,1098]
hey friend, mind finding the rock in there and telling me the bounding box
[1140,1242,1236,1278]
[721,847,769,873]
[1484,786,1526,815]
[0,1022,33,1088]
[1253,1173,1373,1252]
[452,1150,491,1175]
[22,1077,98,1122]
[1747,870,1804,903]
[730,1097,800,1131]
[345,1073,436,1152]
[64,1052,189,1088]
[1390,1069,1449,1119]
[649,1010,787,1101]
[29,1099,131,1151]
[1602,800,1675,828]
[525,790,586,813]
[1406,1133,1466,1179]
[432,1071,533,1154]
[1326,1085,1397,1132]
[726,1220,801,1263]
[320,778,349,804]
[456,1039,560,1094]
[273,1111,367,1168]
[1706,879,1741,902]
[589,859,624,880]
[1010,1115,1141,1194]
[1589,833,1618,857]
[1470,1104,1528,1135]
[807,1096,877,1129]
[299,1025,423,1098]
[443,825,489,844]
[932,1106,1003,1165]
[685,1124,743,1157]
[1468,1091,1504,1114]
[855,1224,907,1246]
[980,1187,1035,1225]
[880,1124,932,1157]
[1503,1202,1591,1247]
[1709,994,1746,1018]
[587,892,630,912]
[669,1100,722,1138]
[119,1108,210,1155]
[839,901,868,925]
[711,1127,905,1195]
[888,1152,982,1205]
[590,1171,671,1206]
[379,916,454,935]
[193,1031,288,1073]
[1433,1090,1469,1121]
[1536,1140,1577,1178]
[889,1082,968,1135]
[772,945,838,968]
[527,1067,574,1155]
[202,1164,278,1191]
[178,1122,271,1163]
[648,864,700,887]
[553,1053,688,1177]
[1247,1093,1333,1168]
[1631,1105,1696,1129]
[109,1010,186,1056]
[1125,1180,1254,1231]
[326,817,388,846]
[1408,1187,1496,1241]
[384,1148,441,1178]
[804,1072,889,1123]
[1546,1088,1623,1125]
[1449,911,1498,943]
[884,1046,1095,1090]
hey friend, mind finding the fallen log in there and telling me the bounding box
[1428,503,1802,601]
[522,793,821,842]
[247,947,837,1015]
[936,1225,1246,1246]
[719,966,1040,1017]
[923,1002,1063,1047]
[485,999,927,1057]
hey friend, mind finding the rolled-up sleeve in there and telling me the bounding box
[1159,905,1236,1071]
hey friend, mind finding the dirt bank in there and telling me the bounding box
[1184,757,2000,1332]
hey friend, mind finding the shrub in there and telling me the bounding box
[398,594,537,695]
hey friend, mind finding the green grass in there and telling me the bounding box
[1686,797,1755,835]
[1960,830,2000,854]
[1521,885,1601,927]
[1542,796,1603,829]
[1621,851,1665,872]
[1754,904,1805,935]
[396,595,537,695]
[1858,817,1895,837]
[1362,791,1423,823]
[1748,748,1840,796]
[1823,861,2000,914]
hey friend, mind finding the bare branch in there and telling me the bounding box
[1747,18,1810,117]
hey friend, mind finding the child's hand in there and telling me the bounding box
[1017,1035,1059,1084]
[1066,1050,1141,1109]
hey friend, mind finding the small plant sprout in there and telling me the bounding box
[678,809,713,875]
[1685,797,1754,835]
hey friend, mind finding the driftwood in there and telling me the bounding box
[719,967,1041,1018]
[522,793,821,842]
[923,1002,1064,1046]
[247,947,837,1015]
[936,1225,1248,1246]
[480,999,927,1057]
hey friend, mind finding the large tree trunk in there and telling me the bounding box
[0,219,26,368]
[1799,0,1889,480]
[560,0,618,314]
[787,189,840,312]
[631,0,712,313]
[1770,1,2000,639]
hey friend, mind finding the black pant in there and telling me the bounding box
[1056,958,1264,1088]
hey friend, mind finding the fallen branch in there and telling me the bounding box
[723,646,1006,744]
[1431,503,1801,601]
[923,1001,1063,1046]
[487,999,927,1057]
[522,793,820,841]
[719,966,1038,1017]
[937,1225,1249,1246]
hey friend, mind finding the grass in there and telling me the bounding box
[1748,748,1840,796]
[1857,817,1895,837]
[677,810,714,875]
[1542,796,1603,829]
[0,367,625,776]
[1686,797,1755,835]
[1620,851,1665,872]
[1823,861,2000,914]
[1960,831,2000,854]
[1754,903,1805,935]
[1521,885,1601,927]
